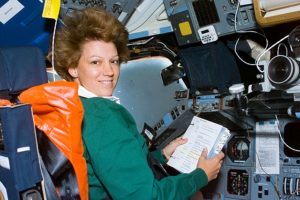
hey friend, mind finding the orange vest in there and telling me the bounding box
[20,81,88,200]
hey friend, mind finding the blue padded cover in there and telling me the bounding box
[178,41,241,94]
[0,104,43,198]
[0,46,48,93]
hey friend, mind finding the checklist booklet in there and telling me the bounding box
[167,115,231,173]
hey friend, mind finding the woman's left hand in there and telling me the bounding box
[162,137,188,160]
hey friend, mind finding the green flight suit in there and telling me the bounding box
[80,97,208,200]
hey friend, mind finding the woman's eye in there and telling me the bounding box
[91,60,99,65]
[112,60,120,64]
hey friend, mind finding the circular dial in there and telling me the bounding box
[227,169,249,196]
[227,136,250,162]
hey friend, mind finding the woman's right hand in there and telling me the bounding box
[196,148,225,182]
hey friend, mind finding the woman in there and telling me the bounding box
[50,8,224,200]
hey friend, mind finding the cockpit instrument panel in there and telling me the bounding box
[200,117,300,200]
[60,0,143,24]
[163,0,257,45]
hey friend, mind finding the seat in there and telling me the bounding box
[0,46,88,200]
[0,46,47,199]
[20,80,88,200]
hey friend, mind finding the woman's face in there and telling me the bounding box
[69,40,120,97]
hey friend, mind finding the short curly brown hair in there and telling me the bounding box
[48,8,130,81]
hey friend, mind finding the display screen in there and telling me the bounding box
[201,29,209,34]
[284,121,300,157]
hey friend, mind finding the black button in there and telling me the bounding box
[264,190,269,195]
[258,193,262,198]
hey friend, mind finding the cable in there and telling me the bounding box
[234,35,268,68]
[233,0,269,70]
[51,19,58,82]
[128,36,154,46]
[127,0,166,33]
[157,41,177,57]
[246,119,282,199]
[255,151,282,199]
[234,1,263,36]
[253,117,283,199]
[255,34,290,73]
[156,4,168,21]
[277,43,288,56]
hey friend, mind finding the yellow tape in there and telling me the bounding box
[42,0,61,20]
[179,21,192,36]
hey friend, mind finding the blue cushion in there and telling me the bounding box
[0,46,48,94]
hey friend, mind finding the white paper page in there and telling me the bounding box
[0,0,24,24]
[167,116,223,173]
[255,120,280,174]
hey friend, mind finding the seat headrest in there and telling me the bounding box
[0,46,48,94]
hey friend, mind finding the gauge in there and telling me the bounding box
[227,136,250,162]
[227,169,249,196]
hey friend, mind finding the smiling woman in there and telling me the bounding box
[49,7,224,200]
[68,41,120,97]
[48,8,130,82]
